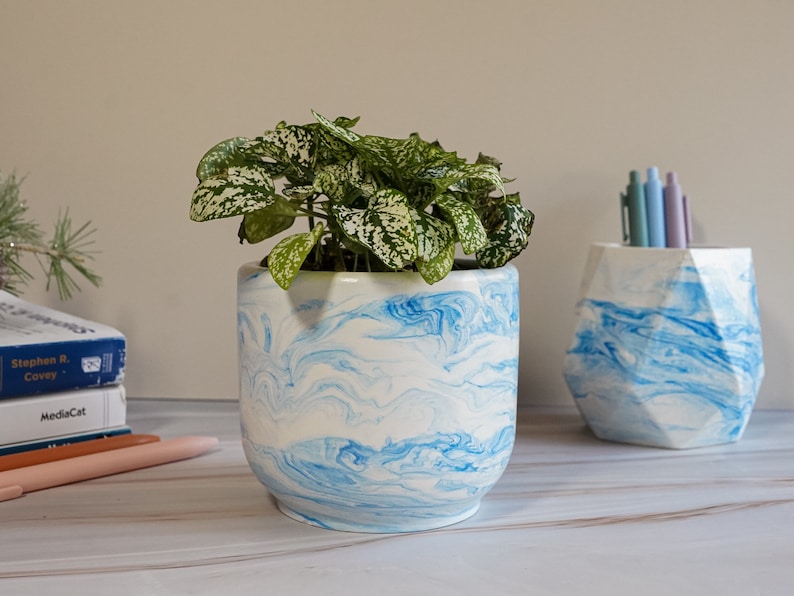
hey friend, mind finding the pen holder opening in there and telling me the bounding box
[562,243,765,449]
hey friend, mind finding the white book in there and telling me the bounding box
[0,385,127,446]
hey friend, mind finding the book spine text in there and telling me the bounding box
[0,338,126,398]
[0,386,127,446]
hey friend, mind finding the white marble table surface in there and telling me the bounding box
[2,399,793,595]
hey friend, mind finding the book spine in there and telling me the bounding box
[0,386,127,446]
[0,338,126,398]
[0,426,132,456]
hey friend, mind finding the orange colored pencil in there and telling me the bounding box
[0,434,160,472]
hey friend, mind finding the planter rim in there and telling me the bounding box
[592,241,752,253]
[238,260,518,283]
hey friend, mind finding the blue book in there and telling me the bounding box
[0,291,126,399]
[0,425,132,456]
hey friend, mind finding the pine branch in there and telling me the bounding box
[0,170,102,299]
[44,210,102,300]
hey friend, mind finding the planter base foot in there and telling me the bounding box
[275,500,481,534]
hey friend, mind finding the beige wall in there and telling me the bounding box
[2,0,792,407]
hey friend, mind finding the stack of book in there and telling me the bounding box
[0,291,128,455]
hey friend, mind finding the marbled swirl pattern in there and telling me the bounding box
[237,264,520,532]
[563,244,764,449]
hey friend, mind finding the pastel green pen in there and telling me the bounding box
[620,170,649,247]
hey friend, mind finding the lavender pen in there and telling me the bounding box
[664,171,690,248]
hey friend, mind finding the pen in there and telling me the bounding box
[0,434,161,472]
[644,167,666,247]
[0,435,219,502]
[621,170,649,247]
[664,171,690,248]
[683,194,693,245]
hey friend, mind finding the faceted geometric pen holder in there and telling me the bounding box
[563,243,764,449]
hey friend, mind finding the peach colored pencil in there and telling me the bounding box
[0,434,161,472]
[0,435,219,502]
[0,485,23,501]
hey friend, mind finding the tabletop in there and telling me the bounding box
[2,399,793,595]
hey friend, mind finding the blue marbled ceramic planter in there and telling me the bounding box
[237,263,519,532]
[563,243,764,449]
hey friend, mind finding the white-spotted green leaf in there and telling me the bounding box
[354,133,431,172]
[411,209,456,284]
[282,185,316,201]
[258,125,315,168]
[411,208,455,262]
[240,125,317,184]
[312,110,361,145]
[190,166,276,222]
[315,111,450,179]
[435,194,488,254]
[195,137,249,181]
[419,163,505,197]
[313,116,359,165]
[475,152,502,168]
[239,197,298,244]
[332,189,418,269]
[268,222,324,290]
[313,165,349,201]
[476,200,535,268]
[416,241,455,284]
[313,158,375,201]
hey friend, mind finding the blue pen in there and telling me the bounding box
[620,170,649,247]
[644,167,666,247]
